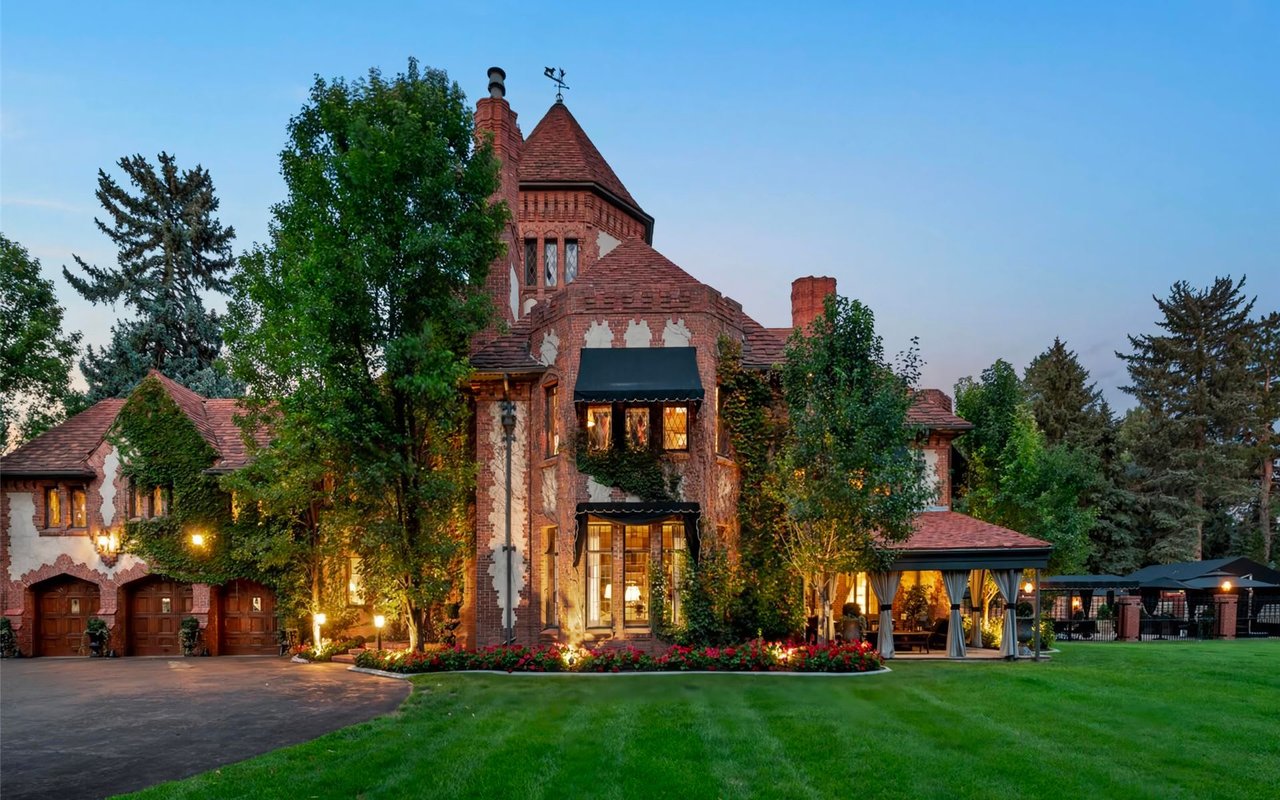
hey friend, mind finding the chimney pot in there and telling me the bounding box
[791,276,837,331]
[487,66,506,99]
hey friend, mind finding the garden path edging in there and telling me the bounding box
[347,665,891,680]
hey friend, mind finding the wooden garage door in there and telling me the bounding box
[128,576,193,656]
[36,576,100,657]
[221,579,277,655]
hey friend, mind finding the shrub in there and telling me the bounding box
[351,641,885,674]
[297,637,365,662]
[0,617,17,658]
[179,616,201,655]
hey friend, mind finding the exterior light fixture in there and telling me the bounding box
[1022,581,1034,595]
[94,528,121,566]
[190,532,206,547]
[1221,580,1233,592]
[374,614,386,651]
[314,612,327,626]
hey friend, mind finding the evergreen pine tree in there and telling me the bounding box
[1024,337,1104,449]
[1245,311,1280,562]
[1118,277,1257,562]
[62,152,239,400]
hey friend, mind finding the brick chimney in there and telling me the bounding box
[474,67,524,325]
[917,388,953,412]
[791,276,837,331]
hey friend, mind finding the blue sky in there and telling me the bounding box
[3,1,1277,407]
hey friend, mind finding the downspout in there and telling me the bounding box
[500,373,517,645]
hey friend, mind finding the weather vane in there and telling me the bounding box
[543,67,569,103]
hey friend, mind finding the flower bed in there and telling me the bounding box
[352,641,884,674]
[295,638,365,663]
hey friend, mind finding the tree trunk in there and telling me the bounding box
[818,572,833,645]
[1262,442,1273,563]
[310,549,322,647]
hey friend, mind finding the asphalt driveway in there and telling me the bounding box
[0,657,410,800]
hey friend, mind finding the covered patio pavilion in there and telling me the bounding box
[866,511,1053,660]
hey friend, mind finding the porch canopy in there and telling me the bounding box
[574,347,704,403]
[871,511,1052,660]
[573,501,702,565]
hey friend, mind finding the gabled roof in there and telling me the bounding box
[0,371,262,479]
[470,319,544,373]
[907,390,973,431]
[576,238,703,290]
[1126,557,1280,586]
[520,102,648,224]
[0,399,126,477]
[896,511,1052,551]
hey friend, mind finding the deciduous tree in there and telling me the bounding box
[0,235,81,450]
[226,60,507,651]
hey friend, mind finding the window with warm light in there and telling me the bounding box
[662,522,687,626]
[44,487,61,528]
[544,384,560,457]
[586,523,612,628]
[70,488,88,528]
[662,406,688,450]
[586,405,612,452]
[625,407,650,449]
[624,525,650,627]
[128,481,142,519]
[346,556,366,606]
[542,527,558,628]
[152,486,170,518]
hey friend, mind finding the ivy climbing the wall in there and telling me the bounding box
[574,433,679,502]
[716,334,803,640]
[110,375,271,587]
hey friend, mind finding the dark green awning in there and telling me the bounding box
[573,347,704,404]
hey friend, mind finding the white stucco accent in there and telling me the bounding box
[100,447,121,528]
[524,298,537,315]
[624,320,652,348]
[923,448,947,510]
[597,230,621,258]
[584,321,614,348]
[486,402,529,625]
[662,318,692,348]
[508,264,521,320]
[6,491,142,582]
[542,465,558,516]
[539,330,561,367]
[586,477,612,502]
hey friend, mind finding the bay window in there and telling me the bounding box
[586,523,612,628]
[623,525,650,627]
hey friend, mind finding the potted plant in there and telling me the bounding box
[838,602,867,641]
[901,585,932,630]
[85,617,109,657]
[179,616,201,656]
[0,617,18,658]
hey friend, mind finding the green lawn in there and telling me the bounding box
[128,641,1280,799]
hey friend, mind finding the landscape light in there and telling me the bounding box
[1022,581,1033,595]
[314,612,326,626]
[374,614,385,651]
[190,532,205,547]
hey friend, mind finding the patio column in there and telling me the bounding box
[941,571,968,659]
[968,569,986,648]
[1214,593,1238,639]
[992,569,1020,659]
[869,571,901,659]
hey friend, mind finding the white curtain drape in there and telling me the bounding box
[993,569,1020,659]
[869,571,901,659]
[968,569,986,648]
[942,570,968,659]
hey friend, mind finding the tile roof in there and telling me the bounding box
[0,399,125,476]
[470,319,543,372]
[895,511,1051,551]
[741,318,788,369]
[577,239,704,291]
[204,398,266,472]
[907,391,973,431]
[520,102,645,215]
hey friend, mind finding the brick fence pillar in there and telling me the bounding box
[1116,595,1142,641]
[1214,594,1238,640]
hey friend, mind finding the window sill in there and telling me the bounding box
[38,528,87,537]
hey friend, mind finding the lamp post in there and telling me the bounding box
[314,612,326,647]
[500,398,517,646]
[373,614,385,652]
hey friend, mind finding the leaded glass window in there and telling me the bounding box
[564,239,579,283]
[586,523,612,628]
[544,240,558,286]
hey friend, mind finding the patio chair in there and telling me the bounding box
[927,618,949,651]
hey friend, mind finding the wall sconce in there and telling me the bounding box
[94,529,121,567]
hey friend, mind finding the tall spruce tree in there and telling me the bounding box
[1245,312,1280,562]
[1024,337,1103,449]
[1,235,82,450]
[1118,277,1257,562]
[62,152,238,400]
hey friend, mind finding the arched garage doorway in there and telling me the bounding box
[127,576,194,656]
[34,575,100,657]
[220,579,277,655]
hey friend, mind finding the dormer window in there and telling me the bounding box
[70,488,88,528]
[44,487,62,528]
